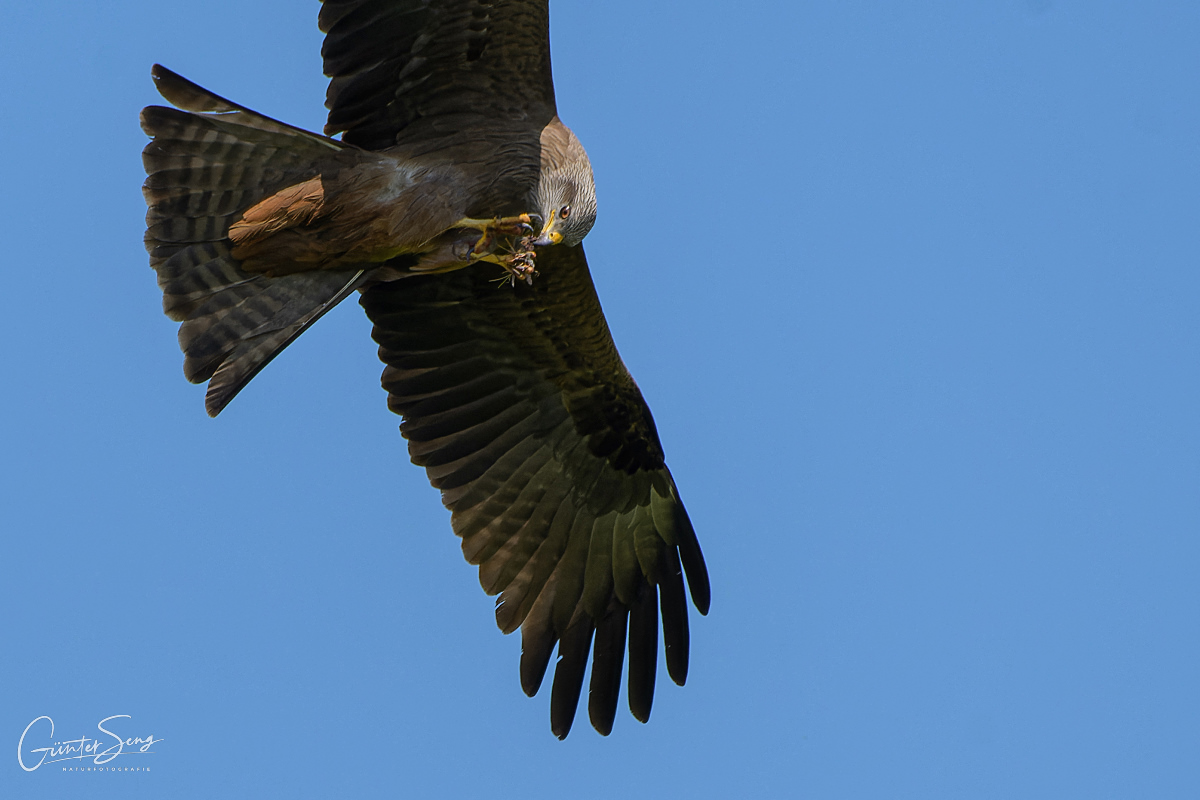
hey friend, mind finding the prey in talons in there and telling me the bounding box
[450,214,542,286]
[445,213,540,286]
[474,231,538,286]
[489,240,539,286]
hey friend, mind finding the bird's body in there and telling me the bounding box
[226,155,464,273]
[141,0,707,739]
[222,114,590,275]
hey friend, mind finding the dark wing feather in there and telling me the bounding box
[320,0,556,151]
[360,244,710,738]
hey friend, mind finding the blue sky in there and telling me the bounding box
[3,1,1199,797]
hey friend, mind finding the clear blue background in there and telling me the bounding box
[3,0,1198,796]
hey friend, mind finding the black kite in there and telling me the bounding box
[140,0,710,739]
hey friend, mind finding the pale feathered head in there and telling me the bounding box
[532,120,596,247]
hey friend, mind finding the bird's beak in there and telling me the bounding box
[532,223,562,247]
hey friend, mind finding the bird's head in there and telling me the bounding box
[532,121,596,248]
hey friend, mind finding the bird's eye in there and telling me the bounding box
[559,205,571,220]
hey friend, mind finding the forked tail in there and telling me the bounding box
[141,64,364,416]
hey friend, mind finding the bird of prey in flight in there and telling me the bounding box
[140,0,710,739]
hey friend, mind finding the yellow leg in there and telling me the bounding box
[448,215,540,285]
[452,214,538,236]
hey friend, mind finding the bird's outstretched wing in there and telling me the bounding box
[360,245,710,738]
[320,0,557,152]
